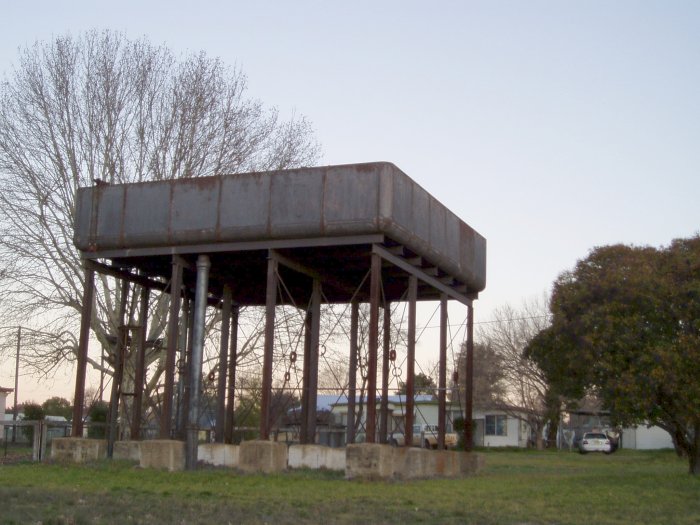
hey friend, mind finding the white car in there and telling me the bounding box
[578,432,612,454]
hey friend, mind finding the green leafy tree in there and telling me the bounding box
[87,401,109,439]
[21,401,44,441]
[41,396,72,420]
[396,372,437,397]
[529,237,700,474]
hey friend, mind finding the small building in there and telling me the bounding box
[560,403,674,450]
[470,408,531,448]
[0,387,13,440]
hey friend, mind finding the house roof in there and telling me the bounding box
[331,394,435,407]
[0,387,13,393]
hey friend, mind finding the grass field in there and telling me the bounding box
[1,449,699,524]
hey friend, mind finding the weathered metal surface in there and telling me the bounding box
[74,162,486,293]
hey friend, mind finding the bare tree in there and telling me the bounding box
[478,296,555,449]
[0,31,321,405]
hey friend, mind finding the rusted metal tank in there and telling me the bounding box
[74,162,486,292]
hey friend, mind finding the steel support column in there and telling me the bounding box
[366,251,381,443]
[438,294,448,449]
[224,305,239,444]
[300,309,311,444]
[259,255,278,440]
[306,280,321,443]
[186,255,210,469]
[215,285,232,443]
[72,265,95,437]
[108,280,129,458]
[176,298,192,439]
[131,286,149,439]
[464,302,475,451]
[405,276,417,447]
[346,300,359,444]
[379,302,391,444]
[161,258,183,439]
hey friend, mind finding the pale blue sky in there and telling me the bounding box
[1,1,699,401]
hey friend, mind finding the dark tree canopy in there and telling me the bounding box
[396,372,437,396]
[529,236,700,474]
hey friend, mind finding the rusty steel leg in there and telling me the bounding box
[346,300,359,445]
[465,302,475,451]
[72,265,95,437]
[306,280,321,444]
[108,280,129,458]
[366,251,381,443]
[178,299,194,440]
[259,254,278,441]
[215,285,231,443]
[131,286,149,440]
[186,255,210,470]
[300,308,311,444]
[161,257,183,439]
[175,298,190,439]
[438,294,448,449]
[405,276,417,447]
[380,302,391,444]
[224,305,239,444]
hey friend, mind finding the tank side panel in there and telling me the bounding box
[122,182,172,248]
[95,186,125,248]
[74,188,92,249]
[219,173,271,239]
[170,177,219,243]
[323,165,380,234]
[270,169,324,237]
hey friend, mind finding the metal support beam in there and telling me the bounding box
[224,305,239,444]
[305,280,321,443]
[108,280,129,458]
[347,300,359,444]
[215,285,232,443]
[371,244,470,305]
[379,302,391,444]
[176,298,192,440]
[131,286,149,440]
[186,254,210,470]
[405,275,417,447]
[161,257,183,439]
[300,309,311,444]
[259,254,278,440]
[438,294,448,449]
[464,302,475,451]
[72,265,95,437]
[366,252,381,443]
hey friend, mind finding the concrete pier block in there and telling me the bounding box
[288,444,345,471]
[198,443,239,467]
[113,440,141,462]
[345,443,394,480]
[139,440,185,471]
[238,440,288,473]
[51,438,106,463]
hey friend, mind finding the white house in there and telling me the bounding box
[331,396,531,448]
[471,408,531,448]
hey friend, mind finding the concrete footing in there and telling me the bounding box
[50,439,483,480]
[51,438,107,463]
[346,443,484,480]
[140,440,185,471]
[238,440,288,473]
[113,440,141,462]
[198,443,239,467]
[288,444,345,471]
